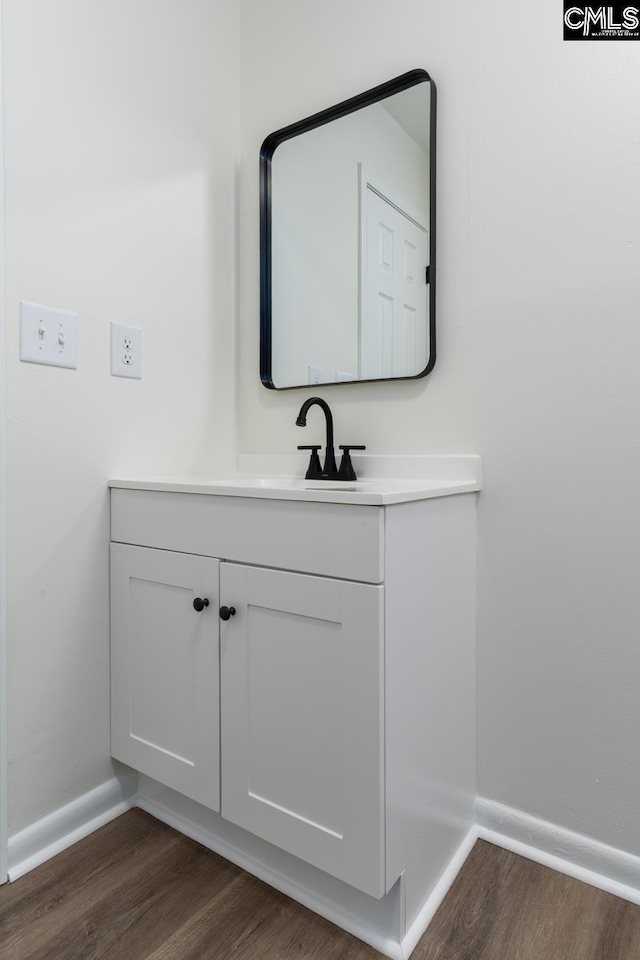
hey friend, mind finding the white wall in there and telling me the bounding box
[4,0,240,833]
[240,1,640,855]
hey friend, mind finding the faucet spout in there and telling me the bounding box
[296,397,337,477]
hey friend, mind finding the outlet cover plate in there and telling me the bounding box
[111,322,142,379]
[20,301,78,369]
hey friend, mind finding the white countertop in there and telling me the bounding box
[109,455,481,506]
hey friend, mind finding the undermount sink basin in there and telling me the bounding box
[220,477,369,491]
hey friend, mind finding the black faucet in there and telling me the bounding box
[296,397,365,481]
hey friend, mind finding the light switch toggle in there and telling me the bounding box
[20,301,78,369]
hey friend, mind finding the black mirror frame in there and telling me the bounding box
[259,69,437,391]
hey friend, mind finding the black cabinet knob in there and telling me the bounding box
[193,597,209,613]
[219,605,236,621]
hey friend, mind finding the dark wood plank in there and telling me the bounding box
[3,813,640,960]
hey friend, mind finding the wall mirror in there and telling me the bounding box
[260,69,436,390]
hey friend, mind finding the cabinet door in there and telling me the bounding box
[220,563,384,898]
[111,543,220,810]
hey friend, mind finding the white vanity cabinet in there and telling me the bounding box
[110,478,477,921]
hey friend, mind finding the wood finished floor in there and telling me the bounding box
[1,810,640,959]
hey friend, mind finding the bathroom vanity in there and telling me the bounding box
[109,456,479,958]
[108,67,470,957]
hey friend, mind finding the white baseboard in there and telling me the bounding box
[23,783,637,955]
[139,788,477,960]
[3,768,475,959]
[138,792,406,960]
[12,786,640,955]
[401,825,478,958]
[476,797,640,907]
[8,774,136,881]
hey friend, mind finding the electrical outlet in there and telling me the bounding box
[308,365,323,384]
[111,322,142,379]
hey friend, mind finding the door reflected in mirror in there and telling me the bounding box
[260,70,436,390]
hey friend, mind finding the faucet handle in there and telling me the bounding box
[297,445,323,480]
[337,445,366,481]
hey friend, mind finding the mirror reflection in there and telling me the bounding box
[261,70,436,390]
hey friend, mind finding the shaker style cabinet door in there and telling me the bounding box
[220,562,385,898]
[110,543,220,810]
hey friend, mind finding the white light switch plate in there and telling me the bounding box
[20,301,78,369]
[111,322,142,379]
